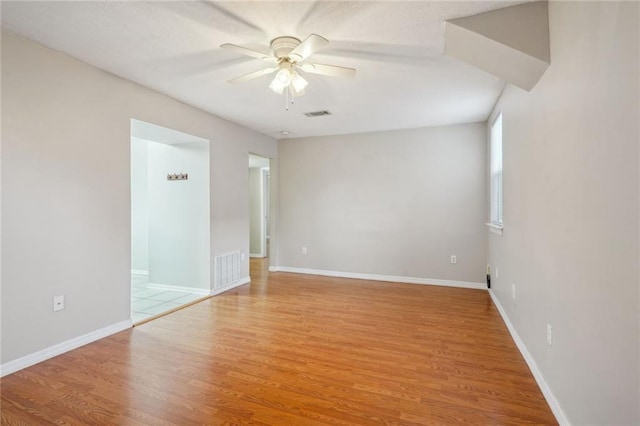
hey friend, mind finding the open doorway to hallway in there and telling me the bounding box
[130,119,211,324]
[248,154,270,271]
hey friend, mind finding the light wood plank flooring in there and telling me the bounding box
[1,259,557,425]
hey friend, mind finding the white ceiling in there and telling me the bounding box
[0,1,527,139]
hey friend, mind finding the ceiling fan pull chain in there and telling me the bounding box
[285,87,289,111]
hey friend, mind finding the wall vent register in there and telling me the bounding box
[214,251,241,288]
[304,110,332,117]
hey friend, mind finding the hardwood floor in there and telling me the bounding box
[1,259,557,425]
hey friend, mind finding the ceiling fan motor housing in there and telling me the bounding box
[270,36,301,59]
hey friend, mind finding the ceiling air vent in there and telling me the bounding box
[303,110,332,117]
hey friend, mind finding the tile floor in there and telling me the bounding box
[131,273,205,323]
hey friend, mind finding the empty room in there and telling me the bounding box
[1,1,638,425]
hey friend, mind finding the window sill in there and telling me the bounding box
[486,222,503,236]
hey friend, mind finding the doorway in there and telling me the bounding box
[248,154,270,268]
[130,119,210,324]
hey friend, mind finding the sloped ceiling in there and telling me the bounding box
[445,1,549,91]
[1,1,532,138]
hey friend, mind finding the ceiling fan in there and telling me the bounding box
[221,34,356,97]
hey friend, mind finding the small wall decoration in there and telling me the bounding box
[167,173,188,181]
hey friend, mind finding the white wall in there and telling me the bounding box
[0,31,277,366]
[488,2,639,424]
[147,139,210,289]
[277,124,487,284]
[130,138,149,273]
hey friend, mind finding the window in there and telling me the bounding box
[490,113,503,226]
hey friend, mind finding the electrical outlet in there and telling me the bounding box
[546,324,553,346]
[241,252,246,262]
[53,295,64,312]
[301,247,308,255]
[495,267,499,278]
[450,255,457,264]
[511,283,516,300]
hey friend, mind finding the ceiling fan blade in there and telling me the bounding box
[228,67,278,84]
[319,43,441,66]
[298,63,356,78]
[220,43,276,62]
[288,34,329,62]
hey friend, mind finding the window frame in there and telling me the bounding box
[489,113,503,229]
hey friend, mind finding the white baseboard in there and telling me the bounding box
[488,290,570,425]
[0,319,132,378]
[131,269,149,276]
[211,276,250,296]
[269,266,486,290]
[250,253,265,258]
[146,283,209,295]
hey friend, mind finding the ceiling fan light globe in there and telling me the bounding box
[291,73,308,93]
[269,76,287,94]
[275,68,292,85]
[290,85,305,97]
